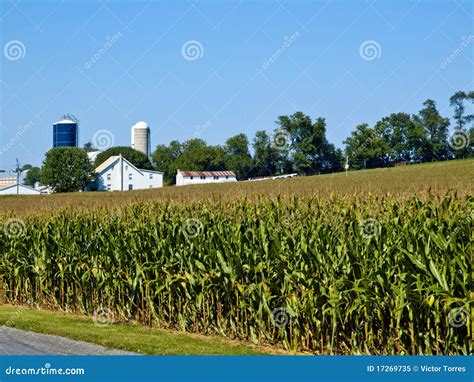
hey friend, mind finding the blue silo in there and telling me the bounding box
[53,118,78,147]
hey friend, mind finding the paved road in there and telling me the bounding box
[0,326,136,355]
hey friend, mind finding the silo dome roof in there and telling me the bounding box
[54,119,76,124]
[132,121,149,129]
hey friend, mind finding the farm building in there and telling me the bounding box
[0,184,42,195]
[0,171,27,186]
[93,154,163,191]
[176,170,237,186]
[87,150,102,162]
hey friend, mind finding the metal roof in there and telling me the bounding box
[178,170,236,177]
[94,155,163,175]
[54,119,76,124]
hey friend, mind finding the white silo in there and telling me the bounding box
[131,121,151,157]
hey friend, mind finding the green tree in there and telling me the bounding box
[373,112,418,163]
[83,142,97,152]
[413,99,449,161]
[174,139,227,172]
[95,146,153,170]
[449,91,469,130]
[224,134,253,179]
[344,123,390,169]
[276,112,341,174]
[449,91,473,159]
[24,167,41,187]
[41,147,93,192]
[252,130,280,177]
[152,140,182,184]
[20,164,32,171]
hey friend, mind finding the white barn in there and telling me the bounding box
[0,184,42,195]
[94,154,163,191]
[176,170,237,186]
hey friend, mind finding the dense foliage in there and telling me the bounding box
[152,91,473,183]
[0,193,470,355]
[40,147,93,192]
[94,146,153,170]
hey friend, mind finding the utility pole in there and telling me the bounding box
[15,158,20,195]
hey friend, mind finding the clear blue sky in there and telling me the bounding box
[0,0,472,169]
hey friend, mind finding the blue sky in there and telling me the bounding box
[0,0,472,169]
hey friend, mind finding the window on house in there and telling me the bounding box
[200,176,206,180]
[125,165,128,171]
[106,184,111,191]
[213,176,218,180]
[128,184,133,190]
[149,173,153,179]
[107,173,111,181]
[226,176,229,179]
[190,176,193,180]
[129,173,132,180]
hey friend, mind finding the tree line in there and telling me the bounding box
[18,90,473,191]
[153,90,473,183]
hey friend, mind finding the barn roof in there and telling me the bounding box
[179,170,236,177]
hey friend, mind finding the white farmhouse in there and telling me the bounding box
[94,154,163,191]
[0,184,42,195]
[176,170,237,186]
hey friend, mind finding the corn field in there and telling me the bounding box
[0,193,471,354]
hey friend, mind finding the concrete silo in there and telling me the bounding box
[131,121,151,157]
